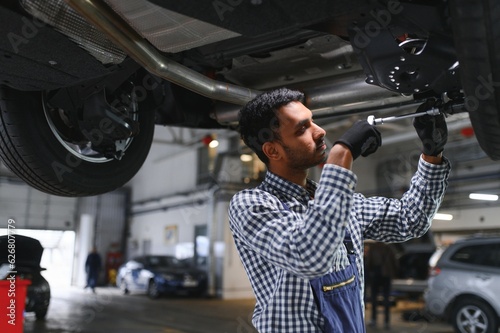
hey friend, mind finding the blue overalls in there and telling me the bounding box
[309,234,366,333]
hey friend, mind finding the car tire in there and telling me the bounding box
[147,280,160,299]
[450,0,500,160]
[120,279,129,295]
[35,308,48,320]
[452,298,498,333]
[0,86,155,196]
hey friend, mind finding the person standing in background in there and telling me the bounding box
[85,247,102,293]
[366,242,399,330]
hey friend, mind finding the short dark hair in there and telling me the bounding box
[238,88,305,164]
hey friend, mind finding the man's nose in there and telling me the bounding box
[313,123,326,139]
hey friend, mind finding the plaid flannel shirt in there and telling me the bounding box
[228,156,450,333]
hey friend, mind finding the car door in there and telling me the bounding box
[448,242,500,310]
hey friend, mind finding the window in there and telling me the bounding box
[450,243,500,268]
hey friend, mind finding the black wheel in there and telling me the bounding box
[119,279,129,295]
[452,299,498,333]
[35,308,48,320]
[147,280,160,299]
[0,85,155,196]
[450,0,500,160]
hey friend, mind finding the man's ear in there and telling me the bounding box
[262,141,281,161]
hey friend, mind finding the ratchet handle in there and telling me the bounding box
[367,100,465,126]
[367,109,439,126]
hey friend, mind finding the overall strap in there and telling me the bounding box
[343,231,356,255]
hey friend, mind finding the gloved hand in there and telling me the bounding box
[413,99,448,156]
[334,120,382,159]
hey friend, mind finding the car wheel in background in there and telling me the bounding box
[452,298,498,333]
[147,280,160,299]
[119,279,129,295]
[35,308,48,320]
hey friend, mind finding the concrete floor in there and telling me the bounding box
[21,286,454,333]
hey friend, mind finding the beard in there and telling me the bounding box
[281,142,327,170]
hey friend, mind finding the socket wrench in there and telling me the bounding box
[367,108,440,125]
[367,100,465,126]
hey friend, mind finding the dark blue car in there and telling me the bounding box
[117,255,207,299]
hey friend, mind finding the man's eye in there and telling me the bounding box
[297,126,307,134]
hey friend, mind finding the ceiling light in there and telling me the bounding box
[434,213,453,221]
[469,193,498,201]
[208,140,219,148]
[240,154,253,162]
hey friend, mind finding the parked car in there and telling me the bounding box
[0,234,51,320]
[116,255,207,299]
[424,235,500,333]
[1,0,500,197]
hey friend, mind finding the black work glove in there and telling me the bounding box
[335,120,382,159]
[413,99,448,156]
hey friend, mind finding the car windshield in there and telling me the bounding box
[145,256,188,269]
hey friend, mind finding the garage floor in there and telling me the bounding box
[23,286,453,333]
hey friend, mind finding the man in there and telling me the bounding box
[366,242,399,329]
[85,247,102,293]
[228,88,450,332]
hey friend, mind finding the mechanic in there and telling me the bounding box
[228,88,450,332]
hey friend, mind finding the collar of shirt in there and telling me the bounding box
[260,170,317,203]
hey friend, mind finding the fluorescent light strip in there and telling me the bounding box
[434,213,453,221]
[469,193,499,201]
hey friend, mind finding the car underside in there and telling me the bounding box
[0,0,499,196]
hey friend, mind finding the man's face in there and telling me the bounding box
[274,101,327,170]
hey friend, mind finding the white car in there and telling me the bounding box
[424,236,500,333]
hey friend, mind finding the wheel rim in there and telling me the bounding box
[120,279,128,293]
[456,305,489,333]
[42,91,137,163]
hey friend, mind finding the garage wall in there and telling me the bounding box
[128,201,209,258]
[128,127,203,202]
[0,181,77,230]
[432,206,500,233]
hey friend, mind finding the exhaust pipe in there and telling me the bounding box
[65,0,261,106]
[65,0,411,124]
[213,72,413,124]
